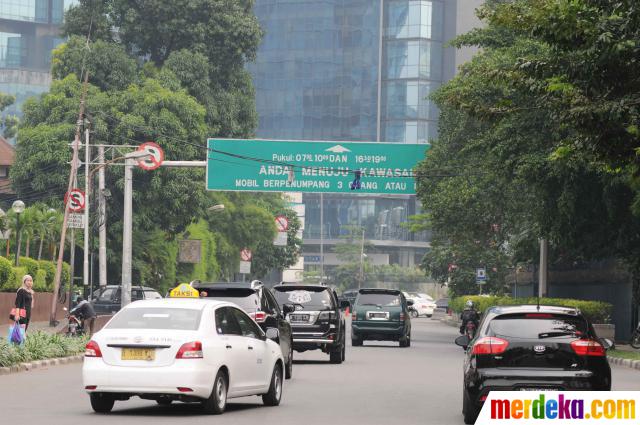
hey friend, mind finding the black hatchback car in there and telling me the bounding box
[456,305,612,424]
[272,283,349,364]
[91,285,163,315]
[193,280,295,379]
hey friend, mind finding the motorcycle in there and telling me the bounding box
[62,307,85,337]
[409,304,419,318]
[464,321,477,340]
[630,321,640,349]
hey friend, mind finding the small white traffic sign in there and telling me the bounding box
[67,213,85,229]
[275,215,289,232]
[273,232,287,246]
[240,248,252,262]
[476,267,487,284]
[66,189,85,212]
[239,261,251,274]
[137,141,164,170]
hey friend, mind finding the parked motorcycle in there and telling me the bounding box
[62,307,85,337]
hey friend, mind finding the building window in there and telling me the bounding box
[0,32,24,68]
[383,120,437,144]
[386,0,443,41]
[385,39,442,80]
[384,80,438,120]
[0,167,7,178]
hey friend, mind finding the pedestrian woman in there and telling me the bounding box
[13,274,34,332]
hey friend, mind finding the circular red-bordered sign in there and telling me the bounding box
[275,215,289,232]
[65,189,85,212]
[137,141,164,170]
[240,248,252,262]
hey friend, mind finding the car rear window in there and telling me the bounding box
[273,288,333,310]
[106,307,202,330]
[144,290,163,300]
[356,293,401,307]
[488,314,588,339]
[199,289,260,313]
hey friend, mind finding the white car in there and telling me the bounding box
[403,292,436,318]
[83,298,285,414]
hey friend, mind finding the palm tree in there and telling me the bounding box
[19,206,38,258]
[38,208,61,260]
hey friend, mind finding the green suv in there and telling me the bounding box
[351,288,413,347]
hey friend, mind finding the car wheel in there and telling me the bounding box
[341,338,346,361]
[427,314,432,318]
[156,399,172,406]
[202,370,227,414]
[329,343,343,364]
[399,334,410,347]
[262,364,283,406]
[630,330,640,349]
[285,346,293,380]
[462,388,479,424]
[410,310,419,318]
[90,393,115,413]
[351,335,363,346]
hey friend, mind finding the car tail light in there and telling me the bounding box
[351,311,357,320]
[251,311,267,323]
[177,387,193,392]
[85,340,102,357]
[400,312,405,321]
[472,337,509,355]
[176,341,203,359]
[85,385,97,390]
[571,339,606,357]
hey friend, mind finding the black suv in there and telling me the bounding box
[456,305,612,424]
[193,280,294,379]
[91,285,163,315]
[272,283,349,364]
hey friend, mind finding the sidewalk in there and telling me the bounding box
[0,320,68,337]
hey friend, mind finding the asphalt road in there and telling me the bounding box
[3,315,640,425]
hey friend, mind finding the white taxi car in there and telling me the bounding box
[83,298,284,414]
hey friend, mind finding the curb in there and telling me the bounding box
[608,356,640,371]
[0,355,84,376]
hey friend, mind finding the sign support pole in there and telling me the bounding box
[320,192,324,280]
[121,157,133,309]
[83,126,90,288]
[98,145,107,287]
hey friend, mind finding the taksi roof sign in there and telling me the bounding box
[169,283,199,298]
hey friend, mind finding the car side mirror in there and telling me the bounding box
[601,338,614,351]
[455,335,470,349]
[340,300,351,309]
[282,304,295,316]
[266,327,280,342]
[407,299,414,306]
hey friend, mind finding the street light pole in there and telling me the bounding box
[12,200,25,266]
[359,228,365,289]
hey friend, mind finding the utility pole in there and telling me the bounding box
[320,192,324,281]
[83,126,90,289]
[539,238,548,297]
[50,70,89,327]
[359,228,365,289]
[121,156,134,309]
[98,145,107,287]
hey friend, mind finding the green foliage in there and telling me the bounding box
[38,260,56,290]
[450,295,612,324]
[0,92,19,139]
[0,331,89,367]
[0,257,15,290]
[18,257,39,278]
[4,267,26,291]
[174,220,220,284]
[33,270,48,292]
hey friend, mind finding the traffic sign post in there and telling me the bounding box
[274,215,289,246]
[136,141,164,170]
[240,248,252,262]
[65,189,85,212]
[206,139,429,195]
[67,213,85,229]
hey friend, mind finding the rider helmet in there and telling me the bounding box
[465,299,474,309]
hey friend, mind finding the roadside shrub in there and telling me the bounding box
[33,269,48,292]
[18,257,39,278]
[0,256,16,291]
[1,266,26,291]
[451,295,612,323]
[0,331,89,367]
[38,260,56,290]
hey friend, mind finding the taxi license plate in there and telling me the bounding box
[370,313,387,318]
[520,388,558,391]
[121,348,155,361]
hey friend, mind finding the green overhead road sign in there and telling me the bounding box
[206,139,429,195]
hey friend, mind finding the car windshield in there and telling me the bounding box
[274,288,333,311]
[488,314,588,339]
[356,293,401,307]
[105,307,202,330]
[200,289,260,313]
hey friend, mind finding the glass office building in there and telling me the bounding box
[250,0,460,269]
[0,0,77,119]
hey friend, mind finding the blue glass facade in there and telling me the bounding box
[0,0,77,118]
[250,0,455,265]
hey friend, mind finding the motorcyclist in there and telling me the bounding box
[459,299,480,336]
[70,296,97,336]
